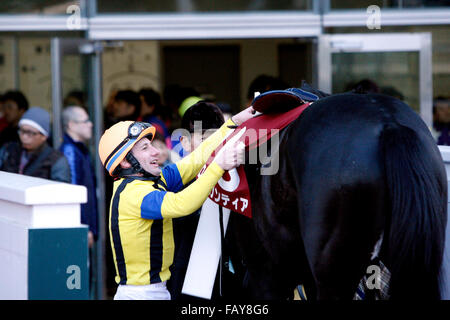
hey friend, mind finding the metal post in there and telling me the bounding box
[50,38,63,149]
[420,33,433,129]
[311,37,319,89]
[84,0,97,16]
[317,35,332,94]
[88,44,106,300]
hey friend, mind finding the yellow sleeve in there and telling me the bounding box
[116,162,223,220]
[160,161,224,218]
[173,118,235,186]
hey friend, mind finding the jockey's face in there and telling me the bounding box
[129,137,161,176]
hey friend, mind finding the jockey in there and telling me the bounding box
[98,106,255,300]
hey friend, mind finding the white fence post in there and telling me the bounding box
[0,171,89,300]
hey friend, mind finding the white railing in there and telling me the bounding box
[0,171,87,299]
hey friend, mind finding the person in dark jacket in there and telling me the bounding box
[0,90,29,146]
[0,106,71,182]
[60,105,98,247]
[433,97,450,146]
[0,94,9,134]
[168,101,226,300]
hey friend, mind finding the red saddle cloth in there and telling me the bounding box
[197,102,311,218]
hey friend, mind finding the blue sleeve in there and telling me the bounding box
[60,144,78,185]
[140,190,167,220]
[161,163,184,192]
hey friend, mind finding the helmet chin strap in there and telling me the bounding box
[119,152,159,180]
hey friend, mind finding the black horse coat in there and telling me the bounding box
[227,92,447,300]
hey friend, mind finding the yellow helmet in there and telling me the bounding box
[99,121,156,176]
[179,96,203,117]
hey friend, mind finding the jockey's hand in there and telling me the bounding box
[214,139,246,171]
[231,106,257,126]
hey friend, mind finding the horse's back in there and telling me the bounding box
[288,93,438,196]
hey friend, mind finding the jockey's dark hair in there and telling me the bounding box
[181,101,225,134]
[64,90,86,108]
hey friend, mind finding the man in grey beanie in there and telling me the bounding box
[0,106,71,183]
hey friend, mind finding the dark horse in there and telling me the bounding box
[226,91,448,300]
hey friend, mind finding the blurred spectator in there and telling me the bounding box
[152,131,172,168]
[162,84,183,130]
[0,90,29,146]
[433,97,450,145]
[381,86,404,101]
[179,96,203,118]
[246,74,289,106]
[64,90,86,108]
[168,101,225,301]
[139,88,172,148]
[0,107,71,183]
[171,90,203,158]
[0,94,8,133]
[108,89,141,125]
[163,85,200,131]
[104,89,119,130]
[216,101,233,122]
[179,101,225,154]
[171,95,205,162]
[60,105,98,246]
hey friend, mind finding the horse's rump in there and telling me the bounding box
[287,93,447,299]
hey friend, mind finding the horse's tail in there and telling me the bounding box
[380,123,447,300]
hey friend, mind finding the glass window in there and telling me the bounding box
[279,43,313,87]
[0,0,81,15]
[330,0,450,9]
[326,25,450,103]
[332,51,420,112]
[97,0,313,13]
